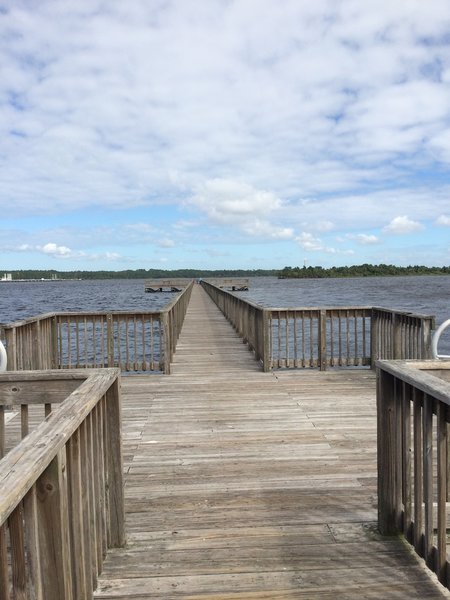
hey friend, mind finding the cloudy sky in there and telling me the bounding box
[1,0,450,271]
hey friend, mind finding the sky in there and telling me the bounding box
[1,0,450,271]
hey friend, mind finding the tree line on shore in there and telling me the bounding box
[2,264,449,281]
[279,264,450,278]
[3,268,276,280]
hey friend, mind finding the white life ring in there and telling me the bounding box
[432,318,450,360]
[0,340,6,372]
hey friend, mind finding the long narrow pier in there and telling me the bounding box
[95,285,448,598]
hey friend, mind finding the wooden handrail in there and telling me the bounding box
[0,368,124,599]
[1,280,434,373]
[2,281,195,374]
[201,281,435,371]
[377,360,450,588]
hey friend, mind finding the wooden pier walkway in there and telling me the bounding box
[95,285,448,599]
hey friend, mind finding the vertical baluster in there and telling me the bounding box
[134,315,138,371]
[293,312,298,367]
[309,311,314,367]
[0,522,8,600]
[92,404,105,572]
[21,405,28,438]
[86,413,98,586]
[362,315,367,365]
[101,315,106,367]
[58,317,63,369]
[354,310,358,366]
[402,382,412,541]
[67,316,72,369]
[23,485,43,600]
[141,315,146,371]
[346,310,350,366]
[9,502,27,600]
[92,317,97,368]
[99,399,107,554]
[36,448,73,598]
[125,317,130,371]
[75,319,80,368]
[330,312,334,367]
[413,388,424,556]
[101,395,111,547]
[67,431,89,599]
[436,401,448,585]
[301,313,305,367]
[277,312,281,368]
[82,317,87,367]
[150,316,155,370]
[338,313,343,366]
[0,407,5,459]
[285,312,289,367]
[422,393,433,567]
[79,419,94,590]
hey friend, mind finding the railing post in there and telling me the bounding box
[318,310,327,371]
[51,317,59,369]
[161,313,171,375]
[105,377,125,547]
[377,367,400,535]
[262,309,271,372]
[370,310,379,368]
[106,314,114,368]
[421,318,433,359]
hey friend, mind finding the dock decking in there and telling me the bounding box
[94,285,448,599]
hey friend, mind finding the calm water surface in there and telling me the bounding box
[1,275,449,352]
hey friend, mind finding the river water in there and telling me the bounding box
[0,275,449,353]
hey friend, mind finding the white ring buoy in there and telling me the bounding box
[432,318,450,360]
[0,340,6,372]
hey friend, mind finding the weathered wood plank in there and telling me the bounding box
[94,287,449,600]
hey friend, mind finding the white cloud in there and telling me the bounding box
[436,215,450,226]
[347,233,380,245]
[296,232,354,255]
[14,242,122,262]
[41,243,72,257]
[158,238,175,248]
[383,216,424,234]
[189,178,293,240]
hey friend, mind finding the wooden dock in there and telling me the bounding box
[94,285,448,599]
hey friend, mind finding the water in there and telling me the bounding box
[0,279,170,324]
[0,275,449,353]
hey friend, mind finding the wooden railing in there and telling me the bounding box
[202,281,434,371]
[201,280,270,369]
[2,281,193,374]
[0,368,124,599]
[371,308,434,362]
[377,360,450,589]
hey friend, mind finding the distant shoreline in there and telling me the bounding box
[0,264,448,282]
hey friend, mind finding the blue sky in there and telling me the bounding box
[1,0,449,271]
